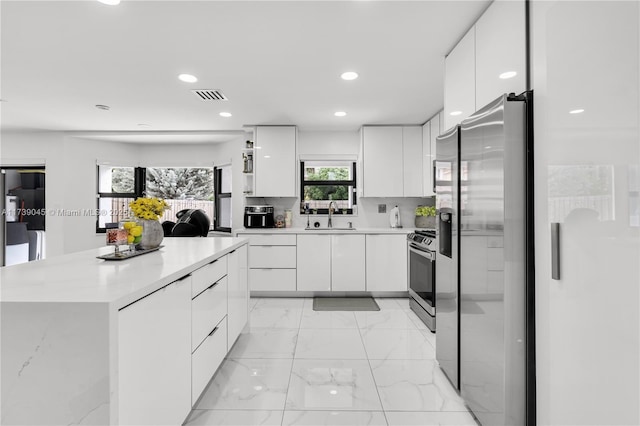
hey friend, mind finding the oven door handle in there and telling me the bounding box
[408,244,435,261]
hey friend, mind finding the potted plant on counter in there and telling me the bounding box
[415,205,436,229]
[129,197,169,250]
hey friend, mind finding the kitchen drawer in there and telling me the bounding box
[192,256,227,297]
[191,317,227,405]
[249,245,296,268]
[245,234,296,246]
[192,276,227,351]
[249,268,297,292]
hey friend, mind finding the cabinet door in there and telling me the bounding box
[227,245,249,348]
[118,276,191,425]
[254,126,297,197]
[365,234,408,292]
[362,126,403,197]
[331,234,365,291]
[402,126,423,197]
[444,28,476,130]
[296,234,331,291]
[422,121,433,197]
[475,0,526,110]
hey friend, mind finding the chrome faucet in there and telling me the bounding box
[328,201,337,228]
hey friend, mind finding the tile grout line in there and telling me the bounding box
[279,298,306,425]
[355,311,391,426]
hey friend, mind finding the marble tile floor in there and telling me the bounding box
[184,297,478,426]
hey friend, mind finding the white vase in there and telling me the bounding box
[136,219,164,250]
[415,215,436,229]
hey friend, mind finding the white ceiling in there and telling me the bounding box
[0,0,490,142]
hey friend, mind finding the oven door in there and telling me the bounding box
[408,243,436,316]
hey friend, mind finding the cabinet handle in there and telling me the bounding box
[551,222,560,280]
[208,326,219,337]
[176,273,191,282]
[432,160,437,193]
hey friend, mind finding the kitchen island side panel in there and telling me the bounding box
[1,302,111,425]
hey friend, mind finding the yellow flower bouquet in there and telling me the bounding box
[129,197,169,221]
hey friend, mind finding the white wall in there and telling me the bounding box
[0,132,138,256]
[532,1,639,424]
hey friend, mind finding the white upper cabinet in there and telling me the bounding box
[361,125,423,197]
[444,28,476,131]
[444,0,527,129]
[422,121,433,197]
[475,0,526,109]
[254,126,296,197]
[402,126,423,197]
[361,126,404,197]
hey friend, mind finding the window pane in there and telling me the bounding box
[303,185,353,210]
[98,165,134,194]
[218,197,232,228]
[98,197,134,228]
[303,161,352,181]
[146,167,214,228]
[220,165,232,193]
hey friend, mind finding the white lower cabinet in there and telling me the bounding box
[192,276,227,352]
[331,234,366,291]
[246,233,297,291]
[227,245,248,349]
[250,268,297,291]
[365,234,408,292]
[192,317,227,404]
[118,275,192,426]
[297,234,331,291]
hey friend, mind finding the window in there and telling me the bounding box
[97,165,143,230]
[96,165,217,232]
[299,160,357,214]
[214,165,232,232]
[145,167,215,227]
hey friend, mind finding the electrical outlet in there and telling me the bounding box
[378,204,386,213]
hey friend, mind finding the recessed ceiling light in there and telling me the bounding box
[499,71,518,79]
[569,109,585,114]
[137,123,151,128]
[334,111,347,117]
[219,112,232,118]
[95,104,110,111]
[340,71,359,81]
[178,74,198,83]
[97,0,120,5]
[264,155,271,159]
[329,390,338,395]
[450,111,462,116]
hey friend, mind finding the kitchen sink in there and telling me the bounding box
[304,227,356,231]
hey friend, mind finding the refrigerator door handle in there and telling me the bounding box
[551,222,560,280]
[432,160,436,193]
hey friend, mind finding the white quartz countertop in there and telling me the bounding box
[0,237,248,307]
[235,227,412,235]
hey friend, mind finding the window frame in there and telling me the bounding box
[96,166,219,233]
[214,166,232,233]
[96,166,145,233]
[299,160,357,215]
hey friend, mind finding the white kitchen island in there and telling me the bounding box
[0,237,249,426]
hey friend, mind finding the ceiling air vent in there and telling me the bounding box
[191,89,228,101]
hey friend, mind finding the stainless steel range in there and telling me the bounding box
[407,229,436,332]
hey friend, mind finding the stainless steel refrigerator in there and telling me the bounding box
[435,93,535,425]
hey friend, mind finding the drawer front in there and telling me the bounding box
[192,277,227,351]
[249,246,296,269]
[249,268,297,291]
[192,317,227,405]
[244,234,296,246]
[192,256,228,297]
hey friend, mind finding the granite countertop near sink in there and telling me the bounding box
[235,227,412,235]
